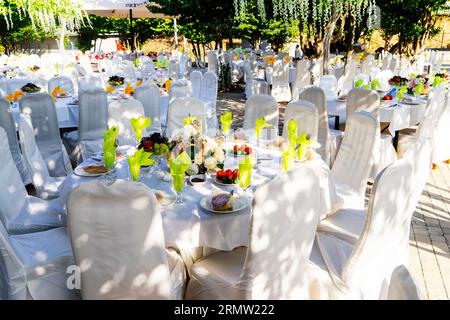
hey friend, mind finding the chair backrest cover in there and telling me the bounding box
[134,84,161,132]
[190,70,203,99]
[243,94,279,131]
[108,98,146,145]
[282,100,319,141]
[166,97,206,138]
[67,180,172,299]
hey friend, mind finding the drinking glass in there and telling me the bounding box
[171,172,186,204]
[238,161,253,195]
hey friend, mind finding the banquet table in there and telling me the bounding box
[327,97,427,148]
[58,141,343,271]
[10,93,169,129]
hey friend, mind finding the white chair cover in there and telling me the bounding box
[207,51,218,74]
[18,114,66,200]
[166,97,206,138]
[319,75,338,101]
[331,111,378,211]
[142,61,156,79]
[48,76,74,94]
[388,265,424,300]
[179,55,192,79]
[292,59,311,100]
[78,75,104,92]
[200,71,218,130]
[346,88,380,120]
[337,59,358,96]
[309,138,432,299]
[0,127,65,235]
[186,166,322,299]
[0,78,7,96]
[19,93,73,177]
[0,98,31,185]
[67,180,186,299]
[372,70,394,92]
[134,84,162,133]
[168,79,193,105]
[299,86,336,166]
[0,222,80,300]
[271,60,292,102]
[243,94,279,131]
[6,78,28,95]
[389,57,399,73]
[108,98,146,145]
[282,100,319,141]
[169,59,180,80]
[190,70,203,99]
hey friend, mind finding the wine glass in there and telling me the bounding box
[238,160,253,196]
[171,172,186,204]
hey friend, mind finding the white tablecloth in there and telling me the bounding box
[11,94,169,129]
[58,144,342,253]
[327,99,427,136]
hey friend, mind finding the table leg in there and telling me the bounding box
[393,130,399,151]
[334,116,340,130]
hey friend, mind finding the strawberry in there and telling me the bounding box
[245,146,251,154]
[143,141,154,150]
[232,169,239,178]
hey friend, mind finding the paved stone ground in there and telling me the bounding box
[217,91,450,300]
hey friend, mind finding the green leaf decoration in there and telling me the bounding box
[127,148,155,181]
[220,112,233,135]
[130,116,151,143]
[255,117,271,139]
[103,126,119,169]
[287,119,298,147]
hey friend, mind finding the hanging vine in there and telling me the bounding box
[0,0,89,33]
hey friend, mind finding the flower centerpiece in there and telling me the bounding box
[407,75,430,96]
[388,76,409,87]
[169,115,226,176]
[107,75,125,87]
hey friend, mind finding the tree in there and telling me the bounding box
[377,0,448,56]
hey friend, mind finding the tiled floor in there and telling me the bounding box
[217,91,450,300]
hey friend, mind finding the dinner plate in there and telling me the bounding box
[74,165,110,177]
[401,99,421,105]
[213,176,237,186]
[199,195,250,214]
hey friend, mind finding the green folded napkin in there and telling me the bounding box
[287,119,298,147]
[354,79,365,88]
[282,146,296,172]
[103,126,119,169]
[255,117,271,139]
[371,79,380,91]
[130,116,151,143]
[169,151,192,175]
[127,148,155,181]
[432,76,444,87]
[183,115,197,126]
[414,83,425,96]
[397,85,408,101]
[295,132,321,161]
[220,112,233,135]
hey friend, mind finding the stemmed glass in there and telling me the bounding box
[238,157,254,196]
[171,172,186,204]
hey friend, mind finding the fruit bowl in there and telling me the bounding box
[215,169,239,185]
[228,144,252,157]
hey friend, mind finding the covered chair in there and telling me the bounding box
[200,71,218,130]
[207,51,219,74]
[299,86,342,167]
[78,75,104,92]
[387,265,424,300]
[108,98,146,145]
[0,221,80,299]
[18,115,66,200]
[291,59,311,100]
[185,166,321,299]
[168,79,193,105]
[244,60,269,98]
[319,75,338,101]
[271,60,292,102]
[308,138,432,299]
[64,88,108,165]
[0,97,31,185]
[166,97,206,138]
[169,59,180,80]
[0,127,66,235]
[134,83,162,133]
[346,88,397,180]
[179,55,192,79]
[243,94,279,131]
[329,111,378,213]
[190,70,203,99]
[6,78,28,95]
[67,180,186,299]
[19,93,73,177]
[282,100,319,141]
[47,76,74,94]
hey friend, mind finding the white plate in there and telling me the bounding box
[199,195,250,214]
[74,165,110,177]
[213,176,237,187]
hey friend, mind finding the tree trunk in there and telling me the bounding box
[323,8,341,75]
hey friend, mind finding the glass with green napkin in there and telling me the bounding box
[103,126,119,170]
[238,156,255,194]
[282,146,296,172]
[287,119,298,147]
[255,117,271,145]
[127,148,155,182]
[295,132,321,161]
[220,112,233,137]
[169,151,192,204]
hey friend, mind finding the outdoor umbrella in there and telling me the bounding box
[82,0,171,52]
